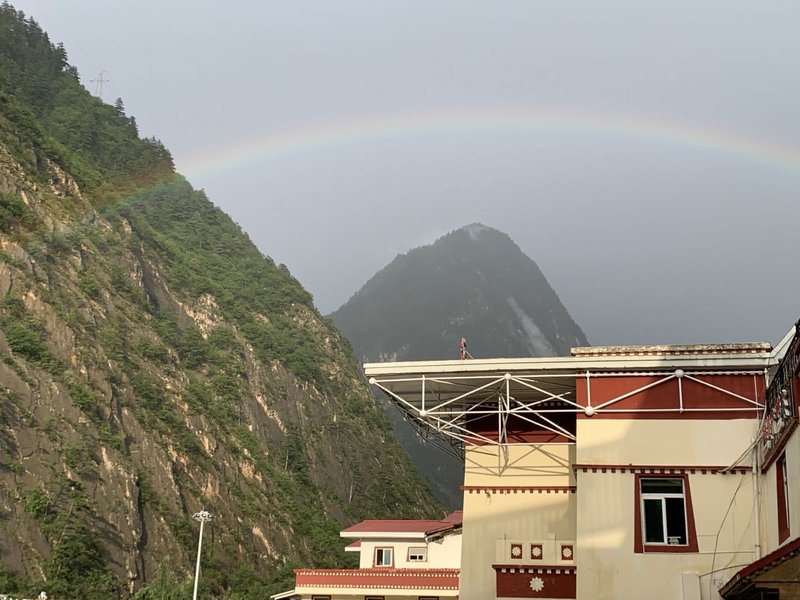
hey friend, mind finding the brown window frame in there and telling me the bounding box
[634,473,698,553]
[777,453,791,543]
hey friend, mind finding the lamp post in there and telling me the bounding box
[191,510,213,600]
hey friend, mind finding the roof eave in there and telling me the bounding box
[365,351,775,378]
[340,531,427,539]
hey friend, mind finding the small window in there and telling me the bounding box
[374,547,393,567]
[641,478,687,545]
[634,473,698,553]
[408,546,427,562]
[777,454,790,543]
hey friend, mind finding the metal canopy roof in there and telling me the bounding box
[364,345,777,459]
[365,347,774,410]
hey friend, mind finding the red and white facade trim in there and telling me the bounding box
[294,567,460,590]
[493,565,576,599]
[572,464,750,475]
[462,485,576,494]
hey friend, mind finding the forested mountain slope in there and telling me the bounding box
[0,5,439,598]
[330,224,589,508]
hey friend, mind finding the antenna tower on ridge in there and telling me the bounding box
[91,70,109,99]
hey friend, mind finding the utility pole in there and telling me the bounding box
[91,70,109,99]
[192,510,213,600]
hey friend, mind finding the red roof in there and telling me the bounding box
[442,510,463,524]
[720,536,800,596]
[295,568,459,590]
[341,511,463,537]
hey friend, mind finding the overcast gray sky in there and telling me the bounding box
[14,1,800,346]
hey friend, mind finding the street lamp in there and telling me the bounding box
[191,510,213,600]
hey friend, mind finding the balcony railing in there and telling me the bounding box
[760,337,799,467]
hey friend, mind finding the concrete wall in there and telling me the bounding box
[576,469,755,600]
[461,443,575,600]
[759,426,800,558]
[576,419,759,465]
[357,534,461,569]
[575,418,759,600]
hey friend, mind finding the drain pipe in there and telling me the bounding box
[752,437,762,561]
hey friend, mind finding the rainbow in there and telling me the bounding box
[176,107,800,179]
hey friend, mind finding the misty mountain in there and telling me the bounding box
[330,223,588,362]
[0,6,439,598]
[329,223,589,508]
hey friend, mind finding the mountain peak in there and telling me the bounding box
[447,222,511,245]
[461,222,495,240]
[330,225,588,362]
[329,225,589,508]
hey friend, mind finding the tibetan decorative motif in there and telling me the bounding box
[530,544,543,560]
[560,545,574,561]
[510,543,523,559]
[494,565,576,598]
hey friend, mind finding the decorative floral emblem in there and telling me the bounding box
[530,576,545,592]
[561,545,573,559]
[530,544,543,559]
[511,543,522,558]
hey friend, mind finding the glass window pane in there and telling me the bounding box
[643,498,664,543]
[665,497,687,544]
[376,548,392,566]
[642,479,683,494]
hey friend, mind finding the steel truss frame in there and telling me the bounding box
[370,369,767,457]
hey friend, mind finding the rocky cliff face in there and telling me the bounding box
[0,7,439,597]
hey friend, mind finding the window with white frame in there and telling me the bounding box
[374,547,393,567]
[408,546,427,562]
[640,478,688,545]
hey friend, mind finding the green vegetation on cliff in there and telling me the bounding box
[0,4,440,598]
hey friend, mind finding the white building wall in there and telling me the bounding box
[575,418,759,600]
[576,470,755,600]
[461,443,575,600]
[576,419,759,465]
[427,531,462,569]
[783,432,800,544]
[357,535,461,569]
[758,428,800,558]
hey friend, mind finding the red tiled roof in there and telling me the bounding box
[341,511,463,536]
[295,568,459,590]
[442,510,463,524]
